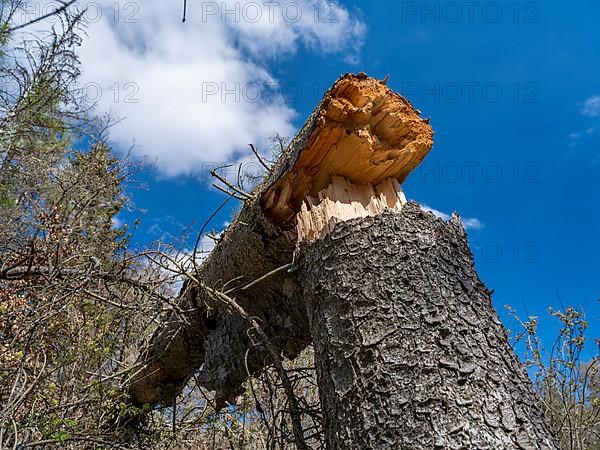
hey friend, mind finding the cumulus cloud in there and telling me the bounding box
[213,0,365,57]
[461,217,485,230]
[420,205,451,221]
[421,205,484,230]
[45,0,365,176]
[111,215,123,229]
[569,97,598,150]
[581,95,600,117]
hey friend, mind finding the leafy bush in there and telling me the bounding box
[508,305,600,450]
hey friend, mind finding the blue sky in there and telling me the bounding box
[67,0,599,358]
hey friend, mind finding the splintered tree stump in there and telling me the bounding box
[298,200,559,449]
[129,73,559,449]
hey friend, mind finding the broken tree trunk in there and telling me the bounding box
[298,199,560,449]
[129,72,559,449]
[129,73,433,407]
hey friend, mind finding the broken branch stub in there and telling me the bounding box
[129,73,433,408]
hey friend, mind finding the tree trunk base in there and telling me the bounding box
[299,203,559,450]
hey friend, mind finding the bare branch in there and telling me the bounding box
[249,144,271,172]
[210,168,253,200]
[8,0,79,33]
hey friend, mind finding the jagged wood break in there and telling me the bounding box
[129,73,433,407]
[263,73,432,227]
[297,176,407,242]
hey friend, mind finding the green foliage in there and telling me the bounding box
[508,304,600,450]
[0,21,9,48]
[0,182,14,207]
[0,3,166,448]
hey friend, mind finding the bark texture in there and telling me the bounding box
[299,203,559,450]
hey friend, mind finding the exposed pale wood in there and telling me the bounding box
[262,73,432,228]
[297,176,407,242]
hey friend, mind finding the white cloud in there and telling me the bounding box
[461,217,485,230]
[421,205,451,221]
[65,0,365,176]
[570,97,599,147]
[581,95,600,117]
[111,215,123,229]
[421,204,484,230]
[210,0,365,57]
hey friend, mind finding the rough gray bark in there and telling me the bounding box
[299,203,560,449]
[128,205,308,406]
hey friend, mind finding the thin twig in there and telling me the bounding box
[210,169,253,200]
[237,162,244,193]
[8,0,78,33]
[225,263,292,295]
[249,144,271,171]
[206,232,220,242]
[173,389,177,436]
[187,275,308,450]
[191,195,231,274]
[211,183,247,201]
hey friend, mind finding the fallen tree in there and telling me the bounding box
[129,73,559,448]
